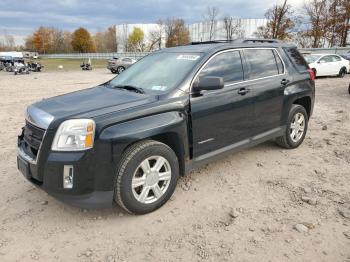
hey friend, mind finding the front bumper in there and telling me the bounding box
[17,136,114,209]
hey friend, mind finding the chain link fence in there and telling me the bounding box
[41,52,151,60]
[40,47,350,60]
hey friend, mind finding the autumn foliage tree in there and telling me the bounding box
[71,27,95,53]
[32,26,52,53]
[26,26,73,53]
[164,18,190,47]
[94,26,117,52]
[303,0,350,47]
[256,0,296,40]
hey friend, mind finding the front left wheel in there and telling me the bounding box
[114,140,179,214]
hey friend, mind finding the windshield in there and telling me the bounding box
[304,55,321,63]
[109,52,203,92]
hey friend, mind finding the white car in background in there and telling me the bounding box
[304,54,349,78]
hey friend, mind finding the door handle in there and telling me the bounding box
[281,79,290,86]
[237,88,249,95]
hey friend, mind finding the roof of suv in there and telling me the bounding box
[160,39,297,54]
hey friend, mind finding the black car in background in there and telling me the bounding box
[17,39,315,214]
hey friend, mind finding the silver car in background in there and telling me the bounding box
[107,57,137,74]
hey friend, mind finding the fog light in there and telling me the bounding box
[63,165,74,189]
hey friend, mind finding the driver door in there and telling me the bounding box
[190,50,255,158]
[317,56,332,76]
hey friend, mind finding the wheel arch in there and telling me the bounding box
[150,132,186,176]
[340,66,347,73]
[98,111,189,177]
[293,96,312,118]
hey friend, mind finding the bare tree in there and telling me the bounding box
[4,34,15,48]
[338,0,350,46]
[223,16,244,40]
[148,21,163,51]
[162,18,190,47]
[203,7,219,40]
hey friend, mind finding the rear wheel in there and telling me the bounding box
[276,104,308,149]
[111,69,117,74]
[114,140,179,214]
[117,66,125,74]
[338,67,346,78]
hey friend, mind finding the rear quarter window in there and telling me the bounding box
[283,47,309,72]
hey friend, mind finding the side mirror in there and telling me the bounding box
[318,60,325,64]
[192,76,224,93]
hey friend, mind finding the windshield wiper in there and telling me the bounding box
[111,85,145,94]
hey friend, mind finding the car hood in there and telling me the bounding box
[28,85,156,129]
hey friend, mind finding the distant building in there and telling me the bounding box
[115,18,268,52]
[188,18,268,42]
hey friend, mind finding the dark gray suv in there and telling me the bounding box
[17,39,315,214]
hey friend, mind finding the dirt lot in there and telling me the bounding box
[0,69,349,262]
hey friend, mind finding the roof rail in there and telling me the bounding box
[189,38,282,45]
[189,40,234,45]
[235,38,282,44]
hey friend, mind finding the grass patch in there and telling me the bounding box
[32,58,108,71]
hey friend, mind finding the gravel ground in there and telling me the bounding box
[0,69,349,262]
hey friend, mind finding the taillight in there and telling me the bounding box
[308,69,315,81]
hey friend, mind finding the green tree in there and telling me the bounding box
[71,27,95,53]
[127,27,145,52]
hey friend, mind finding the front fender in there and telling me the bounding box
[98,111,189,167]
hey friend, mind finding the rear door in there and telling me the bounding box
[329,55,343,74]
[190,50,255,158]
[242,48,286,134]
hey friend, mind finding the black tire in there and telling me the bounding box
[111,69,116,74]
[276,104,308,149]
[117,66,125,74]
[348,84,350,95]
[114,140,179,214]
[338,67,346,78]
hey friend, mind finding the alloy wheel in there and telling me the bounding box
[131,156,172,204]
[289,112,305,143]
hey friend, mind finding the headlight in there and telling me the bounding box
[52,119,95,151]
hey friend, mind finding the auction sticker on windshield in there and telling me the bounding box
[176,54,200,61]
[151,85,167,91]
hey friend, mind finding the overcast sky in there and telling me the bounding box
[0,0,305,45]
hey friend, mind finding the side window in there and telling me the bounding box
[273,50,285,74]
[283,47,309,72]
[244,49,279,79]
[320,56,332,63]
[319,57,327,63]
[199,51,244,84]
[331,55,341,62]
[123,58,131,62]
